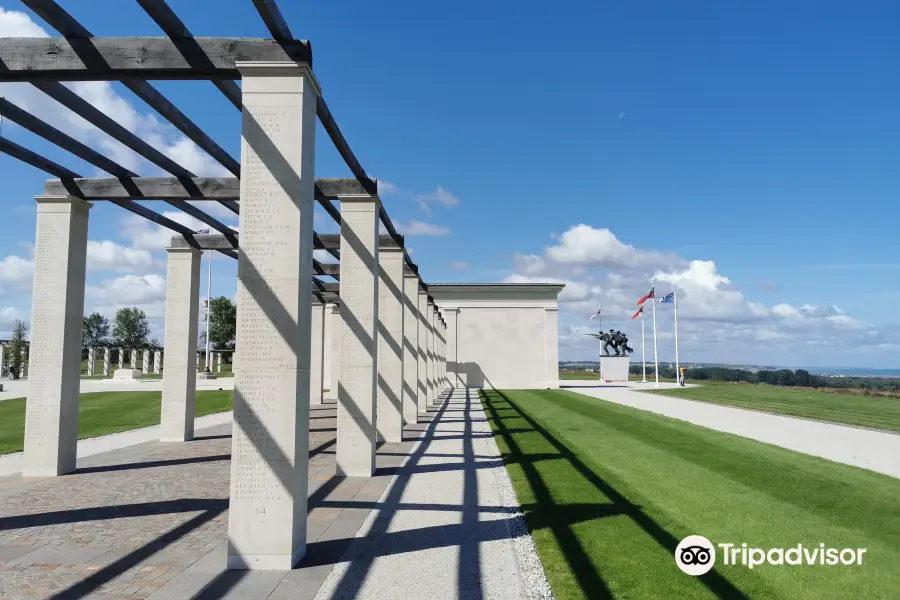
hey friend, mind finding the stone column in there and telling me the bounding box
[376,237,404,443]
[160,248,202,442]
[196,352,201,372]
[426,299,435,405]
[216,351,222,373]
[22,196,91,477]
[309,300,325,405]
[154,350,162,374]
[87,347,95,376]
[401,268,419,425]
[444,309,458,388]
[336,195,379,476]
[322,302,333,399]
[118,348,124,370]
[142,350,150,375]
[130,349,138,369]
[227,61,320,571]
[103,347,110,376]
[416,288,429,415]
[0,343,5,378]
[327,303,340,401]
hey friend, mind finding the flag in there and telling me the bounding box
[197,228,211,234]
[589,305,602,320]
[637,286,655,306]
[632,305,644,320]
[657,292,674,304]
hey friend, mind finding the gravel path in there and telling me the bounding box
[570,384,900,479]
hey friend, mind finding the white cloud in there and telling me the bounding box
[120,212,213,251]
[0,8,230,179]
[376,179,399,196]
[507,224,895,365]
[85,273,168,326]
[415,186,460,212]
[397,220,450,237]
[0,255,34,293]
[87,241,155,273]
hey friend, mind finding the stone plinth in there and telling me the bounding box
[226,61,319,571]
[112,368,143,381]
[599,355,630,382]
[310,301,324,405]
[197,371,217,380]
[336,196,379,477]
[160,248,202,442]
[376,239,404,442]
[416,290,429,415]
[22,197,91,477]
[401,270,420,424]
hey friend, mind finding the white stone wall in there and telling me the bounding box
[428,284,564,390]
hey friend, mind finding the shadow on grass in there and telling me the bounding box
[482,389,749,600]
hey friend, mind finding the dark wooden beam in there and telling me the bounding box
[252,0,294,44]
[316,97,374,194]
[33,82,195,178]
[0,136,79,179]
[316,234,404,249]
[20,0,239,175]
[43,177,375,200]
[135,0,241,110]
[167,233,341,253]
[0,37,313,81]
[0,96,137,178]
[163,200,236,240]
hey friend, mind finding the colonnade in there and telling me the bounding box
[20,61,449,571]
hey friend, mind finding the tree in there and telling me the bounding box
[113,307,151,348]
[204,296,237,353]
[82,311,110,347]
[6,319,28,376]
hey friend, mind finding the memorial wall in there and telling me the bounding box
[428,283,564,390]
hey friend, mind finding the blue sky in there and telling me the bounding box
[0,0,898,367]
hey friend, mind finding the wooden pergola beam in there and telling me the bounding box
[135,0,242,109]
[43,177,377,200]
[0,37,313,81]
[0,136,79,179]
[252,0,294,44]
[21,0,239,176]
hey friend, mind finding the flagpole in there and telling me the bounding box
[674,287,680,385]
[652,279,659,387]
[641,311,646,383]
[204,250,212,372]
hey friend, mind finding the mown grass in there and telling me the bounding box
[0,390,233,454]
[647,381,900,433]
[482,388,900,600]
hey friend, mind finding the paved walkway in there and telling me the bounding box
[0,390,546,599]
[565,382,900,478]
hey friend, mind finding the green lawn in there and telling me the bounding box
[0,390,233,455]
[647,382,900,433]
[482,389,900,600]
